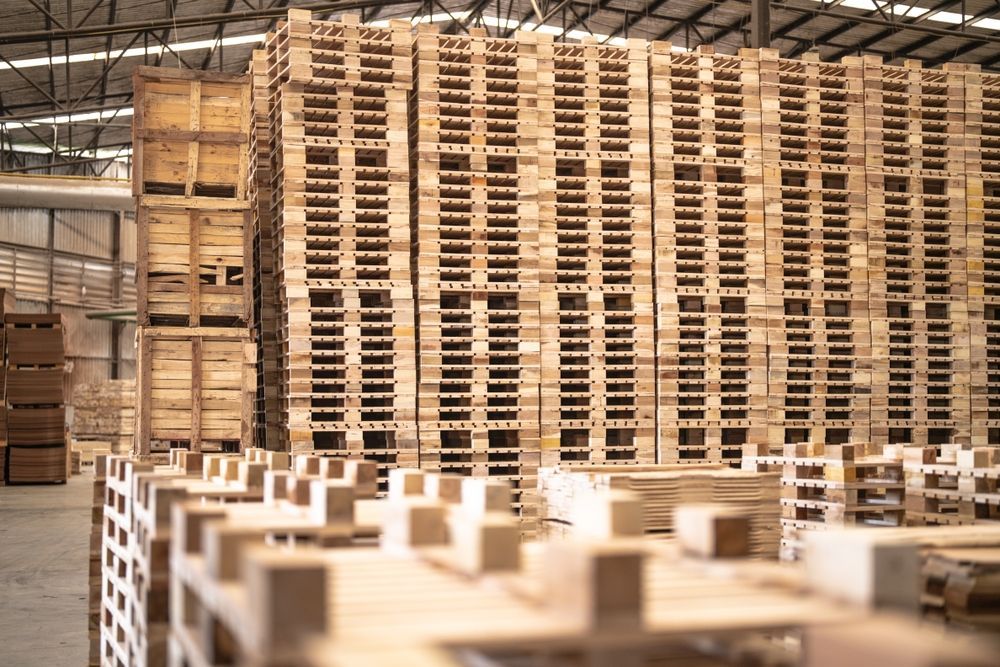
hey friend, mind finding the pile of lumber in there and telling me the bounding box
[71,379,135,454]
[132,67,255,457]
[538,463,780,557]
[4,313,67,483]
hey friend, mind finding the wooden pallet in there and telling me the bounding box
[135,327,255,456]
[71,380,135,452]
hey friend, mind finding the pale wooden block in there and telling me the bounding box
[309,479,354,525]
[219,457,241,482]
[263,470,290,506]
[903,447,935,465]
[383,498,448,549]
[675,504,750,558]
[203,454,224,480]
[295,454,321,476]
[179,450,202,474]
[203,522,263,581]
[958,448,991,470]
[243,546,328,656]
[803,529,919,612]
[238,461,266,489]
[345,460,378,499]
[266,451,290,471]
[244,447,263,462]
[287,475,313,506]
[543,540,644,630]
[319,457,346,479]
[453,513,520,574]
[148,482,187,534]
[171,501,225,555]
[424,473,463,504]
[388,468,425,500]
[461,478,511,516]
[572,489,643,539]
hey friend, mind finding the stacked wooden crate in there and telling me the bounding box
[904,445,1000,525]
[759,51,872,447]
[264,11,417,494]
[536,36,655,471]
[4,313,67,483]
[132,67,255,457]
[409,24,543,526]
[743,442,904,560]
[864,57,972,448]
[248,50,282,451]
[650,44,767,464]
[966,68,1000,446]
[71,379,136,455]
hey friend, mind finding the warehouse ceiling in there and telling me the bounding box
[0,0,999,175]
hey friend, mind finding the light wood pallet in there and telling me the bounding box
[71,380,135,450]
[965,70,1000,446]
[167,480,993,667]
[135,326,255,456]
[538,463,780,557]
[87,454,111,665]
[743,443,904,560]
[764,297,872,445]
[261,14,419,486]
[903,445,971,526]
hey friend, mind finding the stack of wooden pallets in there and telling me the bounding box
[864,57,972,448]
[0,288,15,476]
[536,36,655,471]
[409,25,544,527]
[759,51,872,447]
[743,442,904,560]
[904,445,1000,525]
[966,69,1000,447]
[537,463,781,556]
[4,313,67,483]
[132,66,255,458]
[71,379,135,455]
[248,50,282,451]
[87,454,110,665]
[261,11,418,495]
[650,44,767,464]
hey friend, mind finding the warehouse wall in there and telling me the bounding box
[0,153,137,411]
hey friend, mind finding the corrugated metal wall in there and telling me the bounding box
[0,154,137,418]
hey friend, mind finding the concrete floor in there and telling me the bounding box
[0,473,92,666]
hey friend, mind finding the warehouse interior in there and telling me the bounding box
[2,1,1000,665]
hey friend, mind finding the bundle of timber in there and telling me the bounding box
[537,35,656,471]
[804,524,1000,632]
[864,57,972,448]
[261,11,418,491]
[98,448,387,667]
[167,480,997,667]
[742,442,904,560]
[4,313,67,483]
[71,379,135,454]
[650,44,767,464]
[759,50,873,447]
[132,66,255,459]
[537,463,780,556]
[904,445,1000,526]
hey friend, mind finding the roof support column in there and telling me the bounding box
[751,0,771,48]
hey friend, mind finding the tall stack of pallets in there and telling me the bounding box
[759,51,872,447]
[132,67,256,458]
[264,11,418,494]
[409,25,544,527]
[536,36,656,471]
[966,68,1000,447]
[649,43,767,464]
[864,57,972,448]
[4,313,67,483]
[0,288,15,477]
[248,50,283,451]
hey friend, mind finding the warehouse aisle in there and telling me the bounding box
[0,475,90,665]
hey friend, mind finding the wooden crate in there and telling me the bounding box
[132,66,250,200]
[136,204,251,327]
[135,327,254,455]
